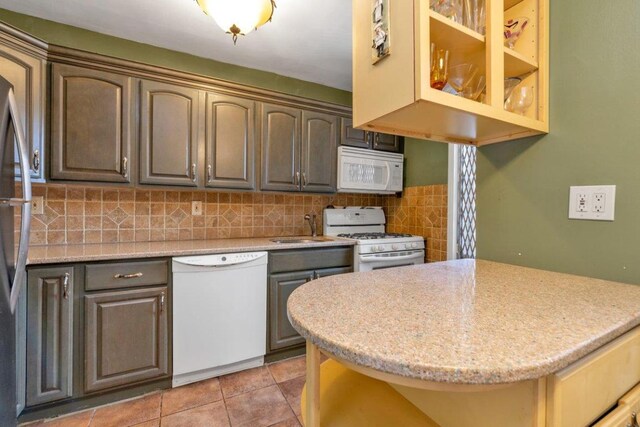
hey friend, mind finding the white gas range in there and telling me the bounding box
[323,207,426,272]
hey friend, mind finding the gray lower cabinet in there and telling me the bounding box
[205,92,256,190]
[26,267,74,406]
[0,24,47,181]
[269,270,314,351]
[268,247,353,354]
[50,63,133,183]
[139,80,203,186]
[84,287,169,393]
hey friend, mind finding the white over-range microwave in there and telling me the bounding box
[337,146,403,194]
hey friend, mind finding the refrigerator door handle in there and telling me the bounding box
[8,88,31,314]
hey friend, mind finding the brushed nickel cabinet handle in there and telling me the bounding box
[313,271,319,280]
[114,272,143,279]
[207,164,212,182]
[32,149,40,172]
[160,292,165,313]
[62,273,70,300]
[295,171,300,186]
[302,172,308,187]
[191,163,197,182]
[122,156,128,178]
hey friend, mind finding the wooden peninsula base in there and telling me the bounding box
[302,325,640,427]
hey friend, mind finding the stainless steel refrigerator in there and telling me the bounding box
[0,75,32,426]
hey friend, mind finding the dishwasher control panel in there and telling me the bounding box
[173,252,267,269]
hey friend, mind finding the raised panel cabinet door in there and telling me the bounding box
[139,80,202,187]
[301,111,338,193]
[51,64,132,182]
[0,32,47,181]
[84,287,169,393]
[268,270,314,352]
[261,103,301,192]
[26,267,74,406]
[205,92,256,189]
[372,132,403,153]
[340,117,371,149]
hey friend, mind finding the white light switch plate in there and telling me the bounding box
[568,185,616,221]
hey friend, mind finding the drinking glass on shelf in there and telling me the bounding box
[448,63,478,93]
[504,17,529,49]
[430,46,450,90]
[463,0,485,34]
[504,86,534,115]
[462,74,486,101]
[431,0,463,24]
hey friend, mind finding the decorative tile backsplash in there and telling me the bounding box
[385,185,448,263]
[15,183,447,263]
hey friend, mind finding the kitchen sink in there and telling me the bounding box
[270,237,333,244]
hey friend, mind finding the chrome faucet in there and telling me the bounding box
[304,214,317,237]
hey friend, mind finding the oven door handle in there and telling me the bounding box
[360,251,424,263]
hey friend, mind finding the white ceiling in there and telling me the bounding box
[0,0,353,91]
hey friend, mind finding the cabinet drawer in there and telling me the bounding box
[548,326,640,427]
[85,260,168,291]
[270,247,353,274]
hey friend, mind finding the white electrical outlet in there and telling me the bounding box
[31,196,44,215]
[568,185,616,221]
[191,201,203,216]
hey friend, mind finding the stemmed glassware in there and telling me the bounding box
[463,0,485,35]
[504,85,534,115]
[504,17,529,49]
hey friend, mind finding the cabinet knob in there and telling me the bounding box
[122,156,128,178]
[62,272,70,300]
[32,149,40,172]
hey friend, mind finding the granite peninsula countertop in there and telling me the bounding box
[288,259,640,385]
[27,236,354,264]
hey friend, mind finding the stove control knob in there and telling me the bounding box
[405,244,411,249]
[412,243,418,249]
[370,246,378,252]
[391,244,399,251]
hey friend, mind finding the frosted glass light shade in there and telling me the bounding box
[196,0,275,43]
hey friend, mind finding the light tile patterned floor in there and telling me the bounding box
[23,356,307,427]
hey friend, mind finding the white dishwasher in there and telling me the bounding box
[172,252,267,387]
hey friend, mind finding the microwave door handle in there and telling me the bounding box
[360,252,424,263]
[8,88,32,314]
[385,162,391,189]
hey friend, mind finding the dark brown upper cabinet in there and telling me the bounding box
[340,117,372,149]
[139,80,203,187]
[261,104,338,193]
[261,103,301,192]
[372,132,403,153]
[0,26,47,181]
[205,92,256,190]
[301,111,338,193]
[50,64,132,183]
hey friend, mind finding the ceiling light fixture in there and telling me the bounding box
[195,0,276,44]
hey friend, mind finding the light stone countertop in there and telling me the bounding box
[26,237,354,265]
[288,259,640,385]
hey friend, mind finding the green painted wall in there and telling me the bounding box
[477,0,640,284]
[404,138,448,187]
[0,8,351,106]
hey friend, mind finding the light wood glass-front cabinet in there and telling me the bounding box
[353,0,549,145]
